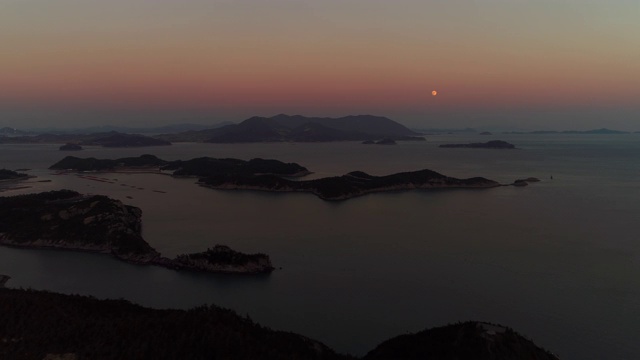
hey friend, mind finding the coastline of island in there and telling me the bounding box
[0,190,273,274]
[47,155,540,201]
[439,140,516,149]
[199,169,503,201]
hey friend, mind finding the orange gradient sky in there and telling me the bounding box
[1,0,639,129]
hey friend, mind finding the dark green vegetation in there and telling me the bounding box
[439,140,516,149]
[363,321,559,360]
[0,131,170,147]
[50,155,310,177]
[155,114,419,143]
[200,169,500,201]
[174,245,274,274]
[0,169,29,181]
[0,190,155,261]
[0,288,558,360]
[0,191,274,273]
[0,288,344,360]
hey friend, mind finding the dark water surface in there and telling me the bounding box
[1,134,639,359]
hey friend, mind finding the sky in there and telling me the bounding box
[1,0,639,130]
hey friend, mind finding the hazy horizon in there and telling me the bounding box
[1,1,638,131]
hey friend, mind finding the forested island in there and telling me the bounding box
[171,245,274,274]
[439,140,516,149]
[155,114,421,143]
[0,287,559,360]
[49,155,505,201]
[199,169,501,201]
[50,155,310,178]
[0,190,273,274]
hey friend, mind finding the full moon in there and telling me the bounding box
[432,90,438,96]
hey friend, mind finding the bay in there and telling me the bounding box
[1,134,639,359]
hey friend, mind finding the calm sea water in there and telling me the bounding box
[1,134,639,359]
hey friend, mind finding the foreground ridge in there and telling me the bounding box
[0,287,559,360]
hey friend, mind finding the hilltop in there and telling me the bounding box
[155,114,420,143]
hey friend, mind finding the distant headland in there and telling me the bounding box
[0,169,30,181]
[0,131,170,147]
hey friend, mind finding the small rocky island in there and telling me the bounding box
[172,245,274,274]
[0,190,273,274]
[199,169,501,201]
[59,143,83,151]
[439,140,515,149]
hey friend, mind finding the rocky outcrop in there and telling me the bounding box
[171,245,274,274]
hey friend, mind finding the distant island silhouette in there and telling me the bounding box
[155,114,423,143]
[0,131,170,147]
[439,140,516,149]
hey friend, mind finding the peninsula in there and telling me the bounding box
[0,190,273,274]
[439,140,516,149]
[0,169,29,181]
[199,169,501,201]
